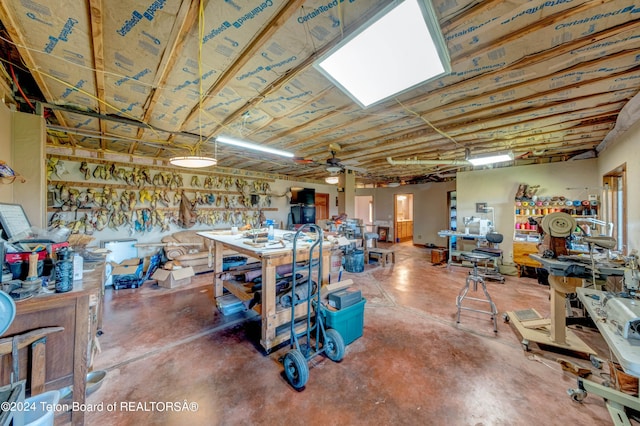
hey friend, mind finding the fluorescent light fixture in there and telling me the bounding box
[216,135,294,158]
[467,152,514,166]
[169,156,218,168]
[325,176,340,184]
[315,0,450,108]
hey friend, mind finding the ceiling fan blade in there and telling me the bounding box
[292,157,315,164]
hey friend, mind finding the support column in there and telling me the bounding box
[342,169,356,218]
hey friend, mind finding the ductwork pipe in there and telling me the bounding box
[386,157,470,166]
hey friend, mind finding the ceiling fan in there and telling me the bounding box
[325,149,344,174]
[292,143,367,176]
[322,143,367,174]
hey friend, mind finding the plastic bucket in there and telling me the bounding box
[330,253,343,273]
[23,390,60,426]
[344,250,364,273]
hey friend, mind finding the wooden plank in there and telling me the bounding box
[520,318,551,329]
[261,259,278,349]
[320,279,354,298]
[88,0,106,149]
[214,241,224,298]
[506,310,596,356]
[183,0,308,131]
[221,281,253,302]
[30,339,46,395]
[132,0,199,154]
[0,327,64,355]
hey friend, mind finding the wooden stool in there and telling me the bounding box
[366,248,395,267]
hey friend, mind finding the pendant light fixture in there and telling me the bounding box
[170,1,216,168]
[169,155,217,168]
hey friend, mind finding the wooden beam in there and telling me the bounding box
[131,0,200,155]
[88,0,106,149]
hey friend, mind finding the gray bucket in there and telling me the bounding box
[344,249,364,273]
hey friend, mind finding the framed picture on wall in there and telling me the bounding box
[377,226,389,242]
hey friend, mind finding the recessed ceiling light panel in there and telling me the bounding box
[315,0,451,108]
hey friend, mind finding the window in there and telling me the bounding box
[603,165,626,253]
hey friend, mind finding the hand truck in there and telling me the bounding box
[282,224,345,389]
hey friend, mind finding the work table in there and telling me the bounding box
[437,230,487,267]
[199,229,331,352]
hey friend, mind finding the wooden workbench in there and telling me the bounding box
[0,262,104,426]
[199,230,330,352]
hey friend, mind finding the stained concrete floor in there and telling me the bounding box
[69,242,636,425]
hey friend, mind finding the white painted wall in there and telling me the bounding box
[0,102,13,204]
[0,104,46,228]
[357,180,456,246]
[12,111,46,228]
[597,118,640,252]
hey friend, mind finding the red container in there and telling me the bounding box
[5,250,47,264]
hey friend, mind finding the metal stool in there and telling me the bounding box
[472,232,505,283]
[456,252,498,332]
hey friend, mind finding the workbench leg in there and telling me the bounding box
[260,260,277,351]
[214,241,224,297]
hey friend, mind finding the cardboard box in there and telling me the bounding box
[431,248,448,265]
[110,258,143,289]
[152,267,194,289]
[111,258,143,276]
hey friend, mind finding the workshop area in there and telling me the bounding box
[83,241,617,425]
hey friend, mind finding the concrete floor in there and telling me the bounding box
[69,242,634,425]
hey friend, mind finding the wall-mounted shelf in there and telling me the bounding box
[45,157,281,234]
[47,206,278,213]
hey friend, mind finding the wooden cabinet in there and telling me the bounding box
[395,221,413,242]
[0,263,104,425]
[513,241,542,275]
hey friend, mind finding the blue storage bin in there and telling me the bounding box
[344,249,364,273]
[321,298,366,345]
[216,294,246,316]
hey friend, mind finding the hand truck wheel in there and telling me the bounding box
[283,349,309,390]
[324,328,345,362]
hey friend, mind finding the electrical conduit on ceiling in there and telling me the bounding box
[386,157,470,166]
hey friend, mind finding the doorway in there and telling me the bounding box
[315,193,329,221]
[355,195,373,233]
[394,193,413,243]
